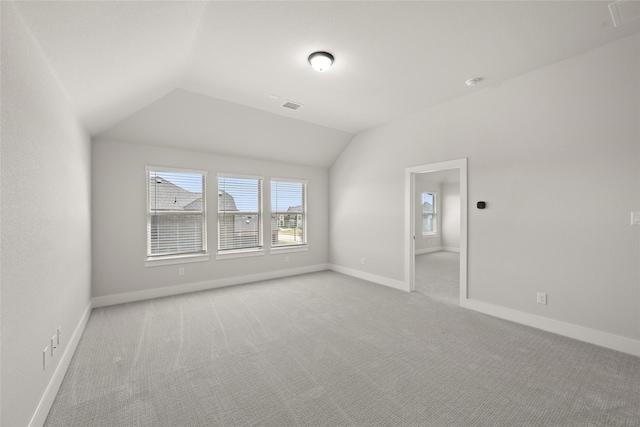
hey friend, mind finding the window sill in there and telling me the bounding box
[270,245,309,254]
[145,253,210,267]
[422,233,438,238]
[216,248,265,260]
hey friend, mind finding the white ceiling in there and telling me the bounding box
[11,1,640,167]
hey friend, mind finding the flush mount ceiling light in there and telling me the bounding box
[465,78,482,87]
[308,51,334,72]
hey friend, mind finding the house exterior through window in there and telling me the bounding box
[146,167,207,260]
[217,174,263,253]
[271,179,307,247]
[422,191,437,235]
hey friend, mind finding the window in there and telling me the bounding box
[271,179,307,248]
[147,168,207,262]
[218,174,263,253]
[422,192,437,235]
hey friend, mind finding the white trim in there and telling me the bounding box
[217,171,264,181]
[462,299,640,357]
[145,253,209,267]
[270,176,309,185]
[442,247,460,253]
[415,247,460,255]
[329,264,408,292]
[270,245,309,254]
[92,264,329,308]
[29,302,92,427]
[146,165,208,176]
[216,249,265,260]
[415,247,443,255]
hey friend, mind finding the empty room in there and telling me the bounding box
[2,1,639,426]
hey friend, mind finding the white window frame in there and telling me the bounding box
[421,191,438,237]
[217,173,265,260]
[270,178,308,254]
[145,166,209,267]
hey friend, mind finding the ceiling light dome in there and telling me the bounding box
[465,78,482,87]
[308,51,334,72]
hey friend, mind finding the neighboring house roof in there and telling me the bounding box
[218,190,238,211]
[149,176,202,211]
[286,206,303,213]
[423,202,433,213]
[183,198,202,211]
[150,175,240,212]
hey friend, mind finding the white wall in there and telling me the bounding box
[415,178,441,253]
[330,34,640,343]
[91,140,329,301]
[441,182,460,251]
[1,3,92,426]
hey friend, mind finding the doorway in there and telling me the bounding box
[404,158,467,304]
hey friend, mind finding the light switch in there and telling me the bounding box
[631,212,640,226]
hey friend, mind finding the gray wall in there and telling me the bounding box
[1,3,92,426]
[91,140,329,299]
[441,182,461,251]
[330,34,640,341]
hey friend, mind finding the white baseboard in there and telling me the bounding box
[415,247,443,255]
[415,247,460,255]
[92,264,330,308]
[29,301,92,427]
[329,264,408,292]
[461,298,640,357]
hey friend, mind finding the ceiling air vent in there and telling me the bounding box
[281,101,303,111]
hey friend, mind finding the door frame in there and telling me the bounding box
[404,158,468,304]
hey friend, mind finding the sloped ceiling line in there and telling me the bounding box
[10,1,640,167]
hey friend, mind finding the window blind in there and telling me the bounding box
[271,179,306,247]
[148,169,206,257]
[218,175,263,251]
[422,192,436,234]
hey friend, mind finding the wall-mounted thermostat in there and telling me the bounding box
[477,201,486,209]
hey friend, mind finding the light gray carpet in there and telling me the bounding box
[415,251,460,304]
[45,271,640,426]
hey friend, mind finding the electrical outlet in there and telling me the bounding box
[285,256,289,262]
[361,257,366,265]
[179,268,185,276]
[536,292,547,305]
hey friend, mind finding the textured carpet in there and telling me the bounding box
[415,251,460,304]
[45,271,640,426]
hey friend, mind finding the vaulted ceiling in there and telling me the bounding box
[11,1,640,167]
